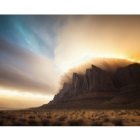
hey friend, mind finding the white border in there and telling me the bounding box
[0,0,140,140]
[0,0,140,14]
[0,127,140,140]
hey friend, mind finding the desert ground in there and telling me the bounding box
[0,109,140,126]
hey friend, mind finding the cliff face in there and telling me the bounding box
[42,63,140,109]
[114,63,140,87]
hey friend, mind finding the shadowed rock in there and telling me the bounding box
[41,62,140,109]
[114,63,140,87]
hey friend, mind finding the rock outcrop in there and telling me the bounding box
[41,62,140,109]
[114,63,140,87]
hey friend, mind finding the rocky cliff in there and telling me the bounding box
[41,62,140,109]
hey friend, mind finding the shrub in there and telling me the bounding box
[52,121,62,126]
[112,119,123,126]
[14,121,26,126]
[58,115,67,121]
[29,116,35,119]
[68,119,83,126]
[42,119,51,126]
[46,115,52,119]
[91,121,103,126]
[0,120,4,126]
[28,120,40,126]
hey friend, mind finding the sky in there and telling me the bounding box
[0,15,140,108]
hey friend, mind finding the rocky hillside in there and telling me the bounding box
[41,62,140,109]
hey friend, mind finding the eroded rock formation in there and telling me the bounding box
[41,62,140,109]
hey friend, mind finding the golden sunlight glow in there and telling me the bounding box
[0,88,52,99]
[0,87,53,108]
[59,52,135,73]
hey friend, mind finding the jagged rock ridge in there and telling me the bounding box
[41,62,140,109]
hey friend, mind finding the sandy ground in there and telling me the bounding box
[0,109,140,126]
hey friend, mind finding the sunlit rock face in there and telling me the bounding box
[41,59,140,109]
